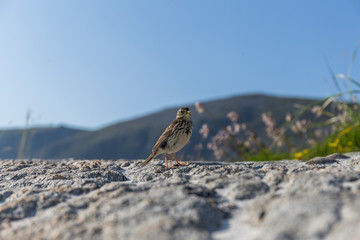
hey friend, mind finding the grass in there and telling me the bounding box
[196,43,360,162]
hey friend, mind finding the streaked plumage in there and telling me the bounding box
[140,107,193,168]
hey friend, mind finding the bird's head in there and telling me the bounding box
[176,107,191,120]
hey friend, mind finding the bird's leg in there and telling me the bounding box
[170,153,188,167]
[165,153,168,168]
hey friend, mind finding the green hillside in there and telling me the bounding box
[0,127,84,159]
[0,94,318,160]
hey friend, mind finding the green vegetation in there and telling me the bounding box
[295,44,360,160]
[196,44,360,161]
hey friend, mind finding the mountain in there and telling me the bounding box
[0,127,84,159]
[0,94,319,160]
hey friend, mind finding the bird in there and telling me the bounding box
[140,107,193,168]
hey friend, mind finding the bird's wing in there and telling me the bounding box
[152,119,178,153]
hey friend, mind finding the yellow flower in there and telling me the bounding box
[344,147,352,152]
[337,145,343,152]
[294,152,303,160]
[294,149,309,160]
[339,126,352,136]
[347,141,353,146]
[328,138,340,148]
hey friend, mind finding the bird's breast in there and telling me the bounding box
[166,131,191,153]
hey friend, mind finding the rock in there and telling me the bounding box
[0,153,360,240]
[306,153,350,165]
[222,175,269,200]
[306,157,338,164]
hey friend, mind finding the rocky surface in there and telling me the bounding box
[1,153,360,240]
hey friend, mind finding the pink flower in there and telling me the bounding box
[234,123,241,134]
[214,149,225,160]
[194,143,203,151]
[195,102,205,114]
[227,111,239,122]
[199,124,210,139]
[215,130,229,142]
[311,106,323,117]
[285,113,292,122]
[291,119,311,133]
[314,129,322,138]
[207,142,217,151]
[261,112,275,129]
[226,125,233,134]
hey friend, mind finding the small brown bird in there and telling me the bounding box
[140,107,193,168]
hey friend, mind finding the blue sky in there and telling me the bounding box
[0,1,359,129]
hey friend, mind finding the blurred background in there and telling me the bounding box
[0,1,359,160]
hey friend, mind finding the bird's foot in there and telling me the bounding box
[170,161,189,167]
[178,161,189,166]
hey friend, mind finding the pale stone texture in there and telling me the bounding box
[1,152,360,240]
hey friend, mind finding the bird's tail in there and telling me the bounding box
[140,152,156,167]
